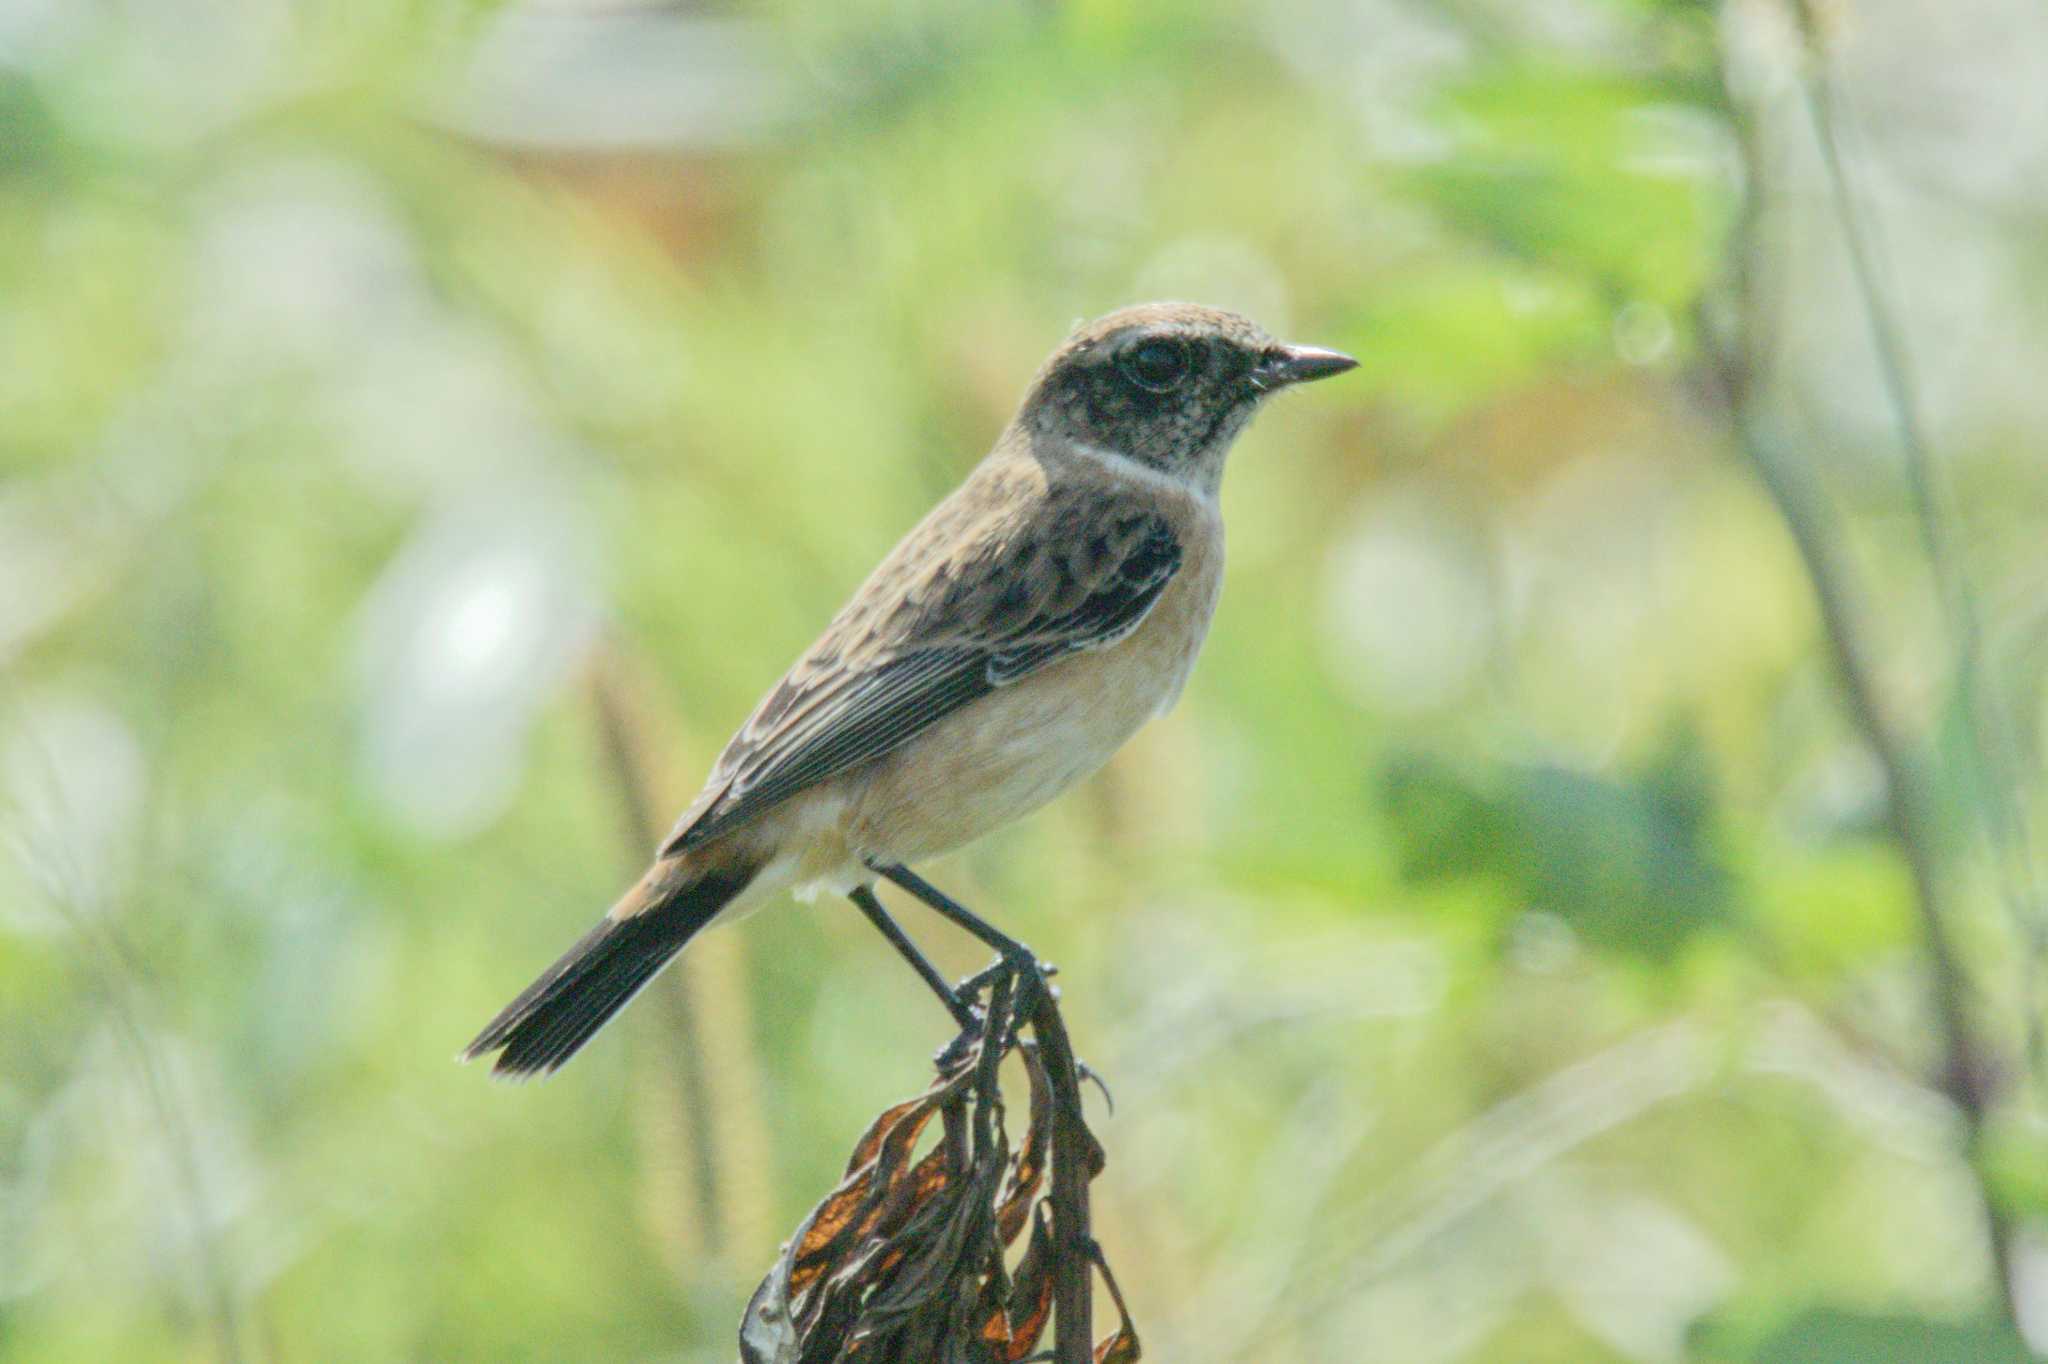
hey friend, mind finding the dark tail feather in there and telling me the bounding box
[463,856,757,1079]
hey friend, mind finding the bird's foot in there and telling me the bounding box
[956,952,1056,1004]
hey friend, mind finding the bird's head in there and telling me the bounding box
[1017,302,1356,492]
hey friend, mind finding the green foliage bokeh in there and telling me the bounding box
[3,1,2046,1361]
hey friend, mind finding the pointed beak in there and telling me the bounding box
[1255,343,1358,390]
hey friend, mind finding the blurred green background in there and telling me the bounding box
[6,0,2048,1359]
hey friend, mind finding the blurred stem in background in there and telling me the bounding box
[1786,0,2048,1083]
[1702,8,2020,1328]
[588,641,778,1273]
[3,729,259,1362]
[82,935,256,1364]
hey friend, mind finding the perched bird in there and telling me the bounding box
[464,302,1355,1077]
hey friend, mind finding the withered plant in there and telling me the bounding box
[740,965,1138,1364]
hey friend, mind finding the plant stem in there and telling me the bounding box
[588,647,724,1248]
[1703,45,2018,1320]
[1790,0,2046,1074]
[1023,974,1096,1364]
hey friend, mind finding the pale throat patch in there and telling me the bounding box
[1065,439,1226,501]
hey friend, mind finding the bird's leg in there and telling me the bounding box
[847,885,978,1032]
[871,863,1116,1111]
[874,863,1048,981]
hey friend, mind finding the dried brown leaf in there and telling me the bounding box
[995,1043,1053,1247]
[1094,1322,1142,1364]
[995,1204,1056,1361]
[791,1089,948,1297]
[1091,1240,1141,1364]
[742,962,1137,1364]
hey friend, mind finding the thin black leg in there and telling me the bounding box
[872,864,1103,1098]
[875,863,1038,968]
[848,884,977,1031]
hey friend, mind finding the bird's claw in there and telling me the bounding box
[1075,1058,1116,1116]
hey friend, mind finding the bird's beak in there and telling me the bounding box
[1255,343,1359,390]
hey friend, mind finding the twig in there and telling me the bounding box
[1701,45,2018,1319]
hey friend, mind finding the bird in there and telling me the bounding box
[463,301,1356,1077]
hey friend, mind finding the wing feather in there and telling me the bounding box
[662,484,1181,855]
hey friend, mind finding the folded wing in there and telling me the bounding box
[663,486,1182,856]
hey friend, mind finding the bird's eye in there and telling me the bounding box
[1118,337,1192,393]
